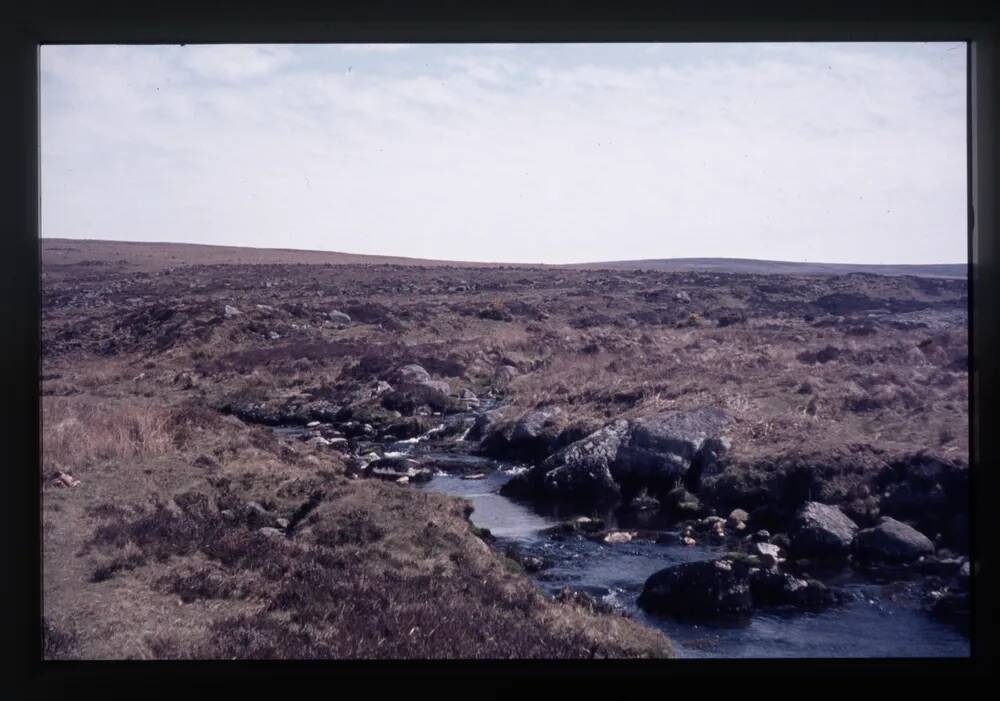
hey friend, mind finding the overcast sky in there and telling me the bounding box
[40,43,967,264]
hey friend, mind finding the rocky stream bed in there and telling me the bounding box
[258,385,971,659]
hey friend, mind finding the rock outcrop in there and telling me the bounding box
[500,407,732,505]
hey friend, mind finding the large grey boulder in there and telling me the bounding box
[613,407,732,490]
[791,502,859,557]
[855,516,935,562]
[539,420,629,502]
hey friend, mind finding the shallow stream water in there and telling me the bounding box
[417,471,970,659]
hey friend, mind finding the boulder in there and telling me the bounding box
[614,408,732,492]
[535,420,629,503]
[791,502,858,557]
[638,559,753,620]
[394,364,431,384]
[855,516,935,562]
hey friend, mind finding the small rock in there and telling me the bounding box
[727,509,750,529]
[752,529,771,543]
[396,476,410,485]
[329,310,352,324]
[258,527,284,538]
[754,542,783,569]
[224,305,242,317]
[682,536,697,546]
[461,473,486,480]
[603,531,634,545]
[53,472,80,488]
[275,518,290,529]
[269,331,281,340]
[306,420,321,428]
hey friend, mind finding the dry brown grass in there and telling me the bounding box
[42,396,176,473]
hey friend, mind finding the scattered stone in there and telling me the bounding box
[682,536,697,546]
[275,518,290,529]
[258,527,284,538]
[396,476,410,485]
[329,310,352,324]
[224,305,241,317]
[461,473,486,480]
[306,420,321,428]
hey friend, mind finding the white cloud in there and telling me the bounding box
[40,43,966,264]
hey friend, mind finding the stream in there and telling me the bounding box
[274,415,971,659]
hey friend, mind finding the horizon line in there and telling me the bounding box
[40,235,967,269]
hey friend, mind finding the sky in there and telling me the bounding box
[40,42,967,265]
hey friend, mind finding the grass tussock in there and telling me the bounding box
[43,397,175,473]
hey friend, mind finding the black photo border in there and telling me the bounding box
[1,0,996,692]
